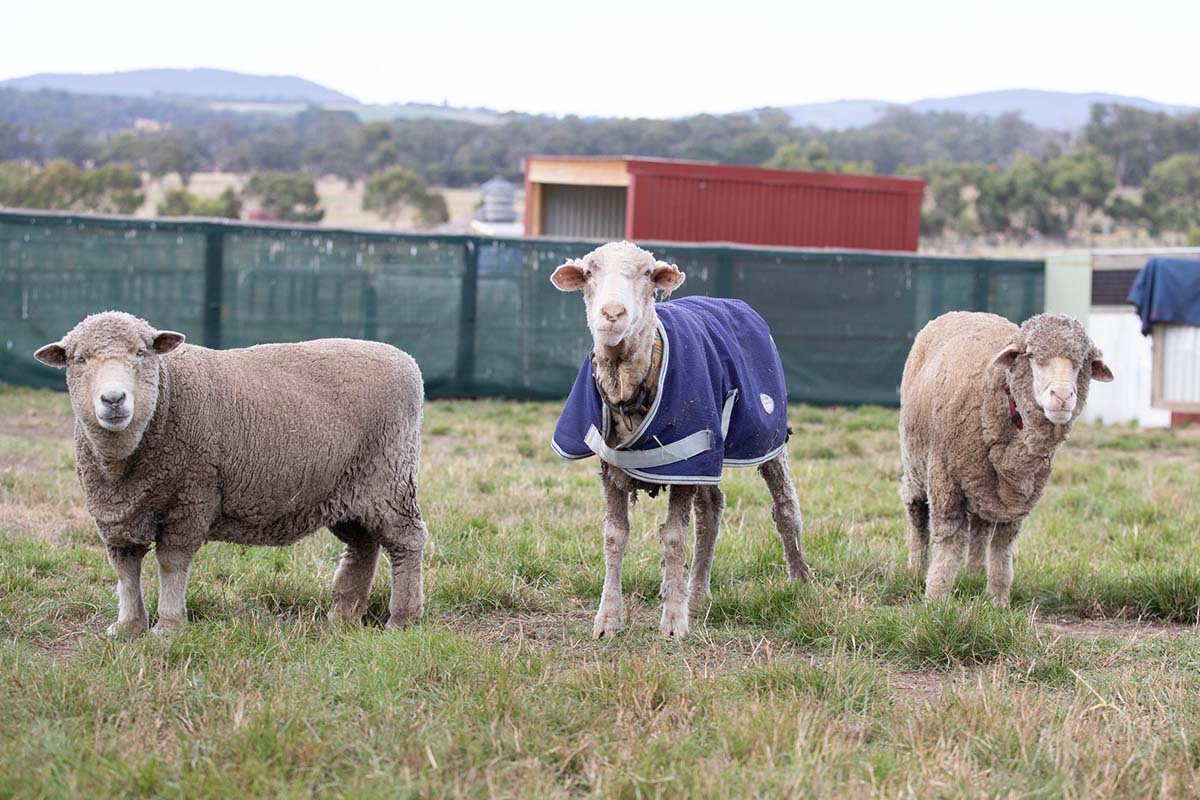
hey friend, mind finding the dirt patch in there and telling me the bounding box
[1036,616,1194,641]
[0,408,73,440]
[890,670,948,706]
[0,501,93,544]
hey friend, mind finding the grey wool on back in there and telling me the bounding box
[900,311,1112,606]
[37,311,428,635]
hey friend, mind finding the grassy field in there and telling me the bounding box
[2,384,1200,797]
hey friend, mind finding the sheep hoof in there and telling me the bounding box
[327,603,366,624]
[152,618,185,636]
[105,619,148,637]
[990,594,1011,608]
[592,605,624,639]
[386,609,424,629]
[659,604,689,639]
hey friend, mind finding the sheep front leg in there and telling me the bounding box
[154,541,200,634]
[966,525,990,573]
[925,513,970,600]
[688,485,724,613]
[659,485,696,638]
[105,542,150,636]
[986,522,1021,607]
[594,470,630,639]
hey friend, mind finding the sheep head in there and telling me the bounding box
[35,312,185,459]
[550,241,685,348]
[992,313,1113,426]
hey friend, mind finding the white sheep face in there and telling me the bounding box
[1030,356,1083,424]
[550,241,685,348]
[35,314,185,441]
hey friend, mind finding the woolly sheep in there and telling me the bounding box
[550,241,808,639]
[900,311,1113,605]
[35,311,428,634]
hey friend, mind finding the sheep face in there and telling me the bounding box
[993,314,1113,426]
[550,241,685,348]
[35,312,185,447]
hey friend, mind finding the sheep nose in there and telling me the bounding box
[1050,387,1075,407]
[100,390,126,408]
[600,303,627,323]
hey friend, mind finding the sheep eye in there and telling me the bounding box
[136,348,147,358]
[644,270,652,277]
[72,355,86,365]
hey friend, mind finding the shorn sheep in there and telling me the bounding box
[35,311,429,634]
[550,241,808,639]
[900,311,1113,605]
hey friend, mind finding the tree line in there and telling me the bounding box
[1,87,1198,239]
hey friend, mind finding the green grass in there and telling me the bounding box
[2,385,1200,797]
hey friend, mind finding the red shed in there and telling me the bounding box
[524,155,925,251]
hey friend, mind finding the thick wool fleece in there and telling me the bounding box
[900,311,1098,525]
[61,312,427,627]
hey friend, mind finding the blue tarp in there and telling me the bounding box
[1127,257,1200,335]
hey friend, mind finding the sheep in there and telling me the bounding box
[900,311,1113,605]
[34,311,428,635]
[550,241,808,639]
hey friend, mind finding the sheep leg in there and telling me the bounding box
[966,522,990,573]
[986,522,1021,607]
[105,542,150,636]
[381,515,428,628]
[594,470,630,639]
[903,489,931,575]
[154,541,199,634]
[659,485,696,638]
[925,514,970,600]
[758,450,809,581]
[329,521,381,622]
[688,485,724,613]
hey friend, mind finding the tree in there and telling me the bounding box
[763,141,874,174]
[0,160,142,214]
[1046,145,1114,229]
[903,161,992,237]
[157,186,241,218]
[1142,154,1200,233]
[362,167,448,228]
[243,171,323,222]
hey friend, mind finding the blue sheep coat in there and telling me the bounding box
[551,296,789,485]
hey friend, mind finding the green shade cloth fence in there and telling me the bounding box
[0,210,1043,405]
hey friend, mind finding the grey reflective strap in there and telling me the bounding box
[720,389,738,438]
[584,425,714,469]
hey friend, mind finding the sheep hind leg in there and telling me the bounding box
[659,485,696,638]
[986,522,1020,607]
[688,485,724,614]
[902,479,930,575]
[758,450,809,581]
[328,521,381,623]
[965,522,990,574]
[379,513,428,628]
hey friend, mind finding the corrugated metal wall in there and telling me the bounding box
[628,172,922,251]
[1161,325,1200,406]
[541,185,626,239]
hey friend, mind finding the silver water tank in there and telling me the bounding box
[478,175,517,223]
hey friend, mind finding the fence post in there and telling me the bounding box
[456,238,479,394]
[714,250,734,298]
[203,226,224,349]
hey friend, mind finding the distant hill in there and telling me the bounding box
[782,89,1200,131]
[0,68,357,104]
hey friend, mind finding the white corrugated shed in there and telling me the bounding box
[1159,325,1200,407]
[1082,309,1170,427]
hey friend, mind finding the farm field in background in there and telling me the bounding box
[2,386,1200,796]
[137,172,493,231]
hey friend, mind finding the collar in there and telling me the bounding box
[1003,383,1024,430]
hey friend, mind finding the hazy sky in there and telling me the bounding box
[5,0,1198,117]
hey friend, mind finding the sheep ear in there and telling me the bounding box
[152,331,186,354]
[1091,355,1114,383]
[34,342,68,368]
[652,261,686,293]
[992,344,1022,370]
[550,261,586,291]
